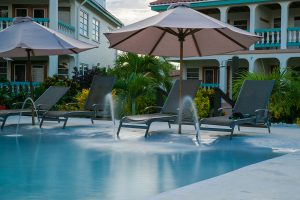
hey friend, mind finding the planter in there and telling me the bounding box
[0,105,6,110]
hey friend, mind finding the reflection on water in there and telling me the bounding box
[0,135,282,200]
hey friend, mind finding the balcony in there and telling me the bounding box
[287,27,300,47]
[0,18,75,38]
[255,28,281,49]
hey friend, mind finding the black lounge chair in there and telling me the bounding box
[40,76,115,128]
[117,79,201,137]
[200,80,275,139]
[0,86,69,130]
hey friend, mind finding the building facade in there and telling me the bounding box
[150,0,300,95]
[0,0,122,82]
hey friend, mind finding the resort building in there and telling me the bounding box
[150,0,300,95]
[0,0,122,82]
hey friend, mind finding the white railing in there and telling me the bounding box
[0,18,75,38]
[255,28,281,48]
[287,27,300,47]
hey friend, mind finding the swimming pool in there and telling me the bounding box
[0,133,282,200]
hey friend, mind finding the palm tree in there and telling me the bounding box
[109,53,174,115]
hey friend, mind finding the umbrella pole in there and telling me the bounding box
[26,49,35,126]
[178,40,183,134]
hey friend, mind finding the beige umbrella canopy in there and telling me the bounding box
[104,3,261,133]
[0,17,97,124]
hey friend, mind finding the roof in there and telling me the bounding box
[87,0,123,27]
[150,0,198,6]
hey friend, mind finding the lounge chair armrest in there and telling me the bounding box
[255,109,269,122]
[218,107,233,116]
[12,102,33,108]
[91,104,103,110]
[144,106,163,113]
[66,103,78,106]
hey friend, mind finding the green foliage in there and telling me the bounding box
[109,53,174,116]
[233,67,300,123]
[194,88,215,119]
[0,84,30,109]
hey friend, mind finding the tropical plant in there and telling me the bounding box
[109,53,174,116]
[233,67,300,123]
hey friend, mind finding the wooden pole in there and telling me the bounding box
[178,39,183,134]
[26,49,35,125]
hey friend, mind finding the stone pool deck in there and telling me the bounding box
[1,116,300,200]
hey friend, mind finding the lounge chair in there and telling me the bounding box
[199,80,275,139]
[40,76,115,128]
[0,86,69,130]
[117,79,201,137]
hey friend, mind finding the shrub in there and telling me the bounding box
[194,88,214,119]
[72,67,107,89]
[75,89,89,110]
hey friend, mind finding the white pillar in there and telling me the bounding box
[219,7,228,23]
[280,2,290,50]
[218,59,227,93]
[49,0,59,77]
[249,57,256,73]
[249,4,257,50]
[279,56,288,72]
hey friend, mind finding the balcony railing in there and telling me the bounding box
[0,18,75,38]
[287,27,300,47]
[255,28,281,48]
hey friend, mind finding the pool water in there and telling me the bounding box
[0,134,282,200]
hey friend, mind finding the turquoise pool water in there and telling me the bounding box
[0,134,282,200]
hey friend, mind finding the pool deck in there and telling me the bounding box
[1,116,300,200]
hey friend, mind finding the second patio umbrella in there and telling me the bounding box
[105,3,261,133]
[0,17,97,124]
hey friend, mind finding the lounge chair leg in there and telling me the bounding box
[91,118,94,124]
[238,126,240,131]
[168,122,171,128]
[1,117,7,130]
[229,125,235,140]
[62,118,68,129]
[39,117,44,128]
[267,122,271,134]
[144,124,150,138]
[178,122,182,134]
[116,120,123,137]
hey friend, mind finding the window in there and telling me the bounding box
[92,18,100,42]
[15,8,28,17]
[0,6,8,17]
[58,62,69,78]
[274,18,281,28]
[14,64,26,82]
[32,65,44,82]
[0,61,7,80]
[80,10,88,37]
[233,20,248,30]
[186,68,199,80]
[294,17,300,27]
[79,63,89,75]
[33,8,45,18]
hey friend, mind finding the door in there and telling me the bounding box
[32,64,44,82]
[33,8,45,18]
[15,8,28,17]
[203,67,219,84]
[14,64,26,82]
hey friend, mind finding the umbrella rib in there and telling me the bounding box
[214,29,248,49]
[191,33,202,57]
[110,28,146,48]
[149,31,166,55]
[156,27,178,37]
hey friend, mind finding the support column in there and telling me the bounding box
[218,59,227,93]
[280,2,290,50]
[279,56,288,72]
[219,7,228,23]
[249,57,256,73]
[48,0,59,77]
[249,4,258,50]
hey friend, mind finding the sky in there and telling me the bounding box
[106,0,157,25]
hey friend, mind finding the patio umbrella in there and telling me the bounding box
[104,3,261,133]
[0,17,97,124]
